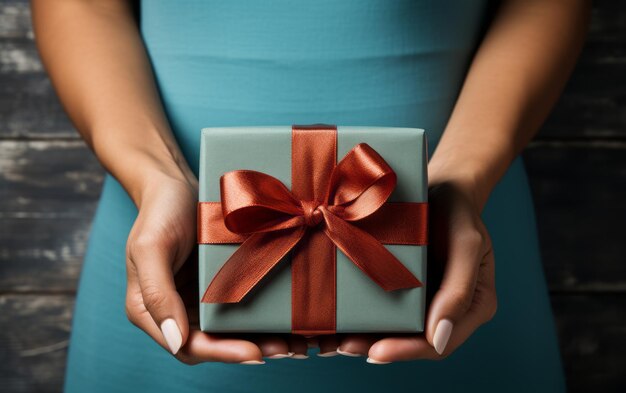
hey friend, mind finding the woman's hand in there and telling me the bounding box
[335,176,497,362]
[331,0,590,365]
[124,170,309,364]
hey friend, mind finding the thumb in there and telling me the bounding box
[132,246,190,355]
[426,231,483,355]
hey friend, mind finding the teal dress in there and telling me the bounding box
[64,1,566,391]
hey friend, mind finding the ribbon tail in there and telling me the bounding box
[201,226,306,303]
[322,210,423,291]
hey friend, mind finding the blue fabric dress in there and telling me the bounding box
[64,1,566,391]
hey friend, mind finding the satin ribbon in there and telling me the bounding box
[199,124,427,335]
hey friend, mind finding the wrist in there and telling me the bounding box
[427,159,492,213]
[427,129,518,213]
[131,153,198,207]
[95,134,198,207]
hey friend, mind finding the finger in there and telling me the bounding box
[125,275,174,354]
[426,228,486,354]
[337,333,380,357]
[246,334,292,359]
[126,278,264,365]
[368,250,497,363]
[179,331,265,364]
[438,248,497,356]
[128,244,189,355]
[286,334,309,359]
[317,334,342,357]
[127,288,264,364]
[368,291,496,363]
[367,335,434,363]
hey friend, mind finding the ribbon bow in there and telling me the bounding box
[198,124,427,334]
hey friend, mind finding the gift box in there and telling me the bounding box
[198,124,428,335]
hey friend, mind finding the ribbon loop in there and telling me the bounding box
[220,170,304,234]
[326,143,398,221]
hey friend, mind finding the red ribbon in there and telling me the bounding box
[199,124,427,335]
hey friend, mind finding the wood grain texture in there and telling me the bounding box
[0,217,90,292]
[0,60,76,139]
[0,0,32,40]
[551,294,626,393]
[540,0,626,138]
[524,142,626,292]
[0,0,76,139]
[0,295,73,393]
[0,141,102,293]
[0,140,103,218]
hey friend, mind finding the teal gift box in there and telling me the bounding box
[198,125,428,334]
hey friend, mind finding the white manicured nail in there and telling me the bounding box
[267,352,294,359]
[337,347,361,357]
[160,318,182,355]
[240,360,265,365]
[366,357,391,364]
[292,354,309,359]
[317,350,339,357]
[434,318,453,355]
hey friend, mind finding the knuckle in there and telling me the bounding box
[141,281,168,312]
[124,289,146,328]
[128,233,159,257]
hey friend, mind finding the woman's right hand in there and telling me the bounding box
[124,170,309,364]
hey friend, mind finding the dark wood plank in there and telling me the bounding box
[0,140,101,293]
[0,0,77,138]
[0,38,40,73]
[0,0,78,138]
[0,217,89,292]
[540,60,626,139]
[523,142,626,292]
[0,0,32,40]
[551,294,626,393]
[0,140,104,218]
[0,50,76,139]
[537,0,626,139]
[0,294,73,393]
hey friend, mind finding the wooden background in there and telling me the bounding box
[1,1,624,391]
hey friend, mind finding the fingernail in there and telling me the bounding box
[266,352,294,359]
[240,360,265,365]
[337,347,362,357]
[434,318,454,355]
[292,354,309,359]
[366,357,391,365]
[160,318,182,355]
[317,350,339,357]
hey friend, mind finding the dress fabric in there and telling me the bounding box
[64,1,566,392]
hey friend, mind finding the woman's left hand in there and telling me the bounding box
[328,177,497,363]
